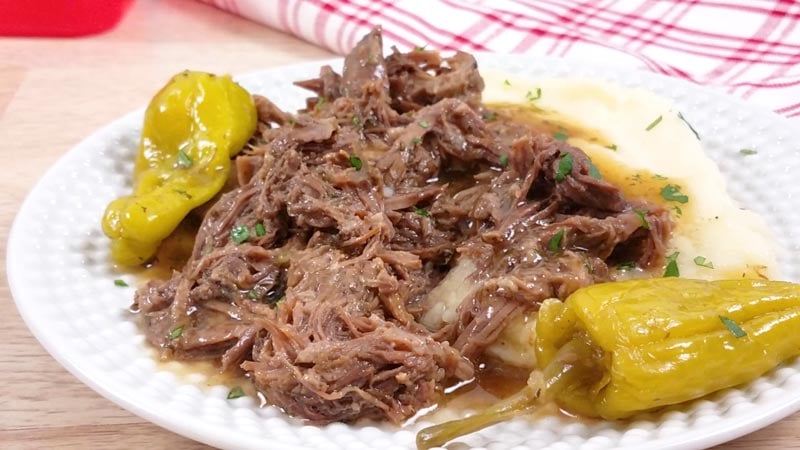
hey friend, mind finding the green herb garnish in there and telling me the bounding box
[616,261,636,270]
[660,184,689,203]
[114,279,128,287]
[526,88,542,101]
[173,189,192,199]
[412,206,429,217]
[677,112,700,140]
[671,205,683,217]
[740,148,758,155]
[605,144,618,151]
[645,115,663,131]
[351,116,361,129]
[176,149,193,168]
[412,137,422,144]
[552,131,569,141]
[419,120,430,128]
[168,326,184,340]
[504,79,511,86]
[230,225,250,244]
[664,251,680,277]
[693,256,714,268]
[588,160,602,180]
[349,155,363,170]
[555,153,573,182]
[227,386,246,399]
[633,209,650,230]
[499,155,509,167]
[548,229,565,253]
[415,44,428,51]
[482,112,497,121]
[254,222,266,237]
[719,316,747,338]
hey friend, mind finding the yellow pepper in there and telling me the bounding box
[102,71,257,265]
[535,278,800,419]
[418,278,800,449]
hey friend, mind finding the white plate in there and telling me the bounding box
[8,55,800,450]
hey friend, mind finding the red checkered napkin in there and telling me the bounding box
[201,0,800,118]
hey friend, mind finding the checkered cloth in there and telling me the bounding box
[201,0,800,118]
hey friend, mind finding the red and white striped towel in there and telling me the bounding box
[201,0,800,118]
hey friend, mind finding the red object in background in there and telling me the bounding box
[0,0,134,37]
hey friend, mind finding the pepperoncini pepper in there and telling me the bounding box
[535,278,800,419]
[417,278,800,449]
[102,71,256,265]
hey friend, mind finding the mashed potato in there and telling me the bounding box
[425,71,778,368]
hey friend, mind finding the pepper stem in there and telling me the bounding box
[415,335,600,449]
[416,374,544,450]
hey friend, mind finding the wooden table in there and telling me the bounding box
[0,1,796,448]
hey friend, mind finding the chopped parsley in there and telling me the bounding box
[176,149,193,168]
[693,256,714,268]
[645,115,663,131]
[254,222,266,237]
[418,120,430,128]
[315,96,327,111]
[587,160,602,180]
[633,209,650,229]
[227,386,246,399]
[113,279,128,287]
[411,137,422,144]
[605,144,618,151]
[671,205,683,217]
[660,184,689,203]
[246,288,262,300]
[412,206,429,217]
[482,112,497,121]
[719,316,747,338]
[351,116,361,129]
[168,326,184,340]
[504,79,511,86]
[287,118,296,125]
[349,155,363,170]
[526,88,542,101]
[548,229,565,253]
[584,258,595,275]
[740,148,758,155]
[664,251,680,277]
[616,261,636,270]
[652,174,667,180]
[499,155,509,167]
[230,225,250,244]
[414,44,428,51]
[677,112,700,140]
[555,153,573,182]
[552,131,569,141]
[173,189,192,199]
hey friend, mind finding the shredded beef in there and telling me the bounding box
[133,27,672,424]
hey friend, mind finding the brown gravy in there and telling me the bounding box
[491,102,680,213]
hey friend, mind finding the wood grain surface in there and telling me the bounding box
[0,1,797,449]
